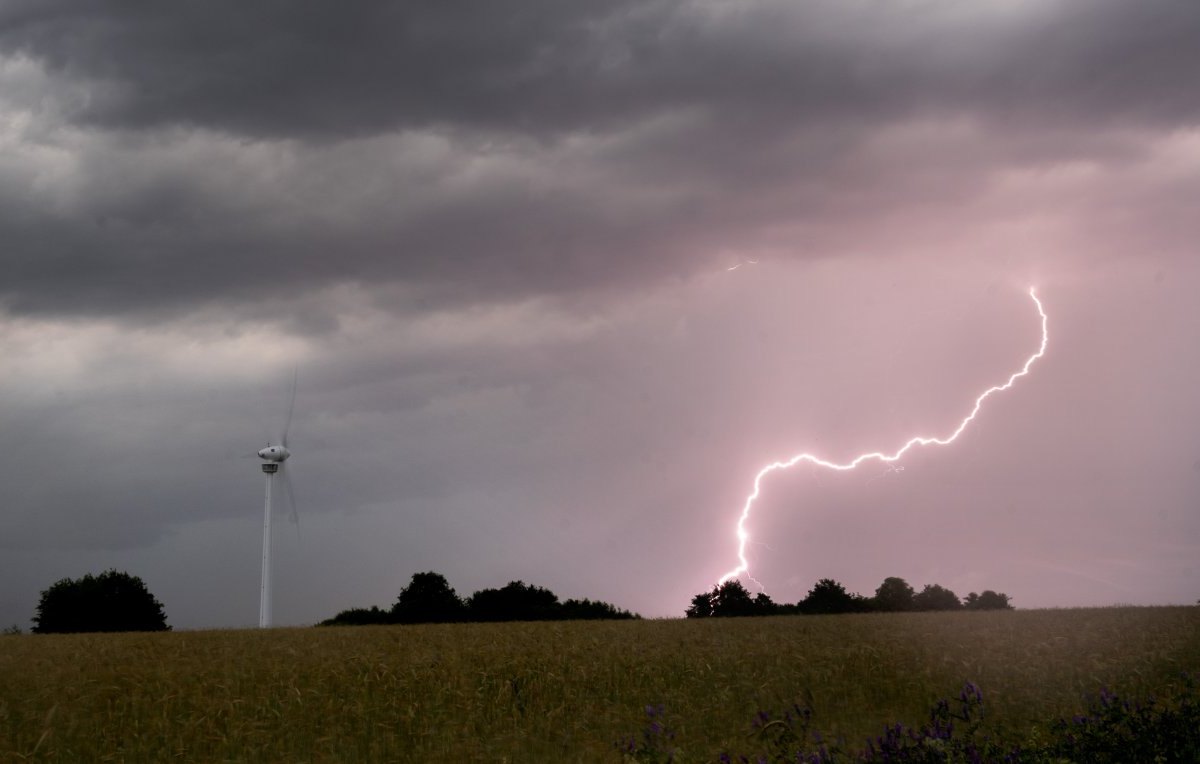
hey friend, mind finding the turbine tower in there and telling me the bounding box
[256,375,296,628]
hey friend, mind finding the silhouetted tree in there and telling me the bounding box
[33,570,169,633]
[559,598,639,620]
[392,572,467,624]
[752,592,782,615]
[873,576,916,612]
[318,606,392,626]
[686,590,714,618]
[913,583,963,611]
[964,590,1013,610]
[468,580,560,622]
[712,580,758,617]
[686,580,765,618]
[681,575,1014,619]
[319,573,640,625]
[798,578,867,615]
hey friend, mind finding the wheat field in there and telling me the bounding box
[2,607,1198,762]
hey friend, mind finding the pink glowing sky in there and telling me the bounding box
[0,1,1197,627]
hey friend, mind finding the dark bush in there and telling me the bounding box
[33,570,169,634]
[392,572,468,624]
[468,580,561,622]
[317,606,392,626]
[321,573,640,625]
[797,579,870,615]
[964,590,1013,610]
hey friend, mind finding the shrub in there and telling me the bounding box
[33,570,169,634]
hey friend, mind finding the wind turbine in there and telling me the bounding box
[255,375,298,628]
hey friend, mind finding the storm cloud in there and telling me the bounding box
[0,1,1197,628]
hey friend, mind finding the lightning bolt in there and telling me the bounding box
[718,287,1049,586]
[726,259,760,272]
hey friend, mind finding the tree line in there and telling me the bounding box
[17,569,1010,634]
[686,576,1012,618]
[319,571,640,626]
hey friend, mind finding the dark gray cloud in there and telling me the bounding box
[0,0,649,138]
[0,2,1197,629]
[4,0,1199,139]
[1,0,1197,323]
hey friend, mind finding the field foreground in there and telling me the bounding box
[2,607,1198,761]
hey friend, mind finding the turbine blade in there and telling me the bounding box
[281,369,297,448]
[281,465,300,538]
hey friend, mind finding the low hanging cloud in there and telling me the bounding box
[0,2,1197,627]
[1,0,1197,322]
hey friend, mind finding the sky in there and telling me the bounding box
[1,0,1198,629]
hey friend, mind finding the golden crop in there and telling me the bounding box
[2,607,1197,762]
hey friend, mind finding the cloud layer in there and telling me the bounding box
[0,1,1197,627]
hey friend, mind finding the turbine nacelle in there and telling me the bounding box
[257,370,299,629]
[257,445,291,463]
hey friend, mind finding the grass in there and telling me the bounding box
[1,607,1197,762]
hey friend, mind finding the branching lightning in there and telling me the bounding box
[718,287,1049,586]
